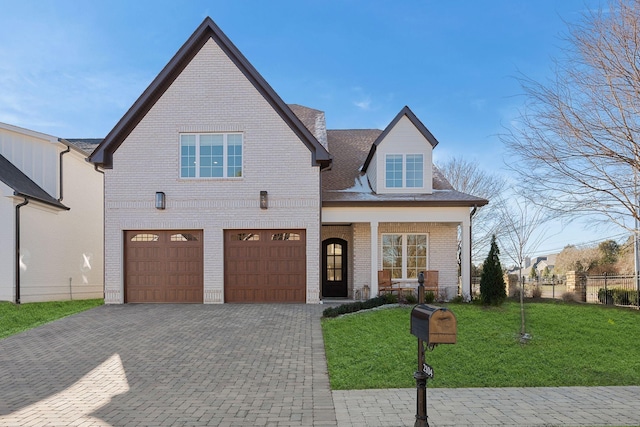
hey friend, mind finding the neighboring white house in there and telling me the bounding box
[89,17,487,304]
[0,123,103,303]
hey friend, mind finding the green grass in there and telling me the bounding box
[0,299,104,339]
[321,300,640,390]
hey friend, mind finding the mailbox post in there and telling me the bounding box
[415,272,427,426]
[410,301,457,427]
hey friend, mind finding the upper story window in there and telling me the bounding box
[385,154,423,188]
[180,133,242,178]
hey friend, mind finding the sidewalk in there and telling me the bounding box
[333,386,640,426]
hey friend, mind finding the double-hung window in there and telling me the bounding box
[180,133,242,178]
[382,233,428,279]
[385,154,423,188]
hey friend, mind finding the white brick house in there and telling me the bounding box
[89,17,487,304]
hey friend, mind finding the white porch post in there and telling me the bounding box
[370,221,379,296]
[460,216,471,299]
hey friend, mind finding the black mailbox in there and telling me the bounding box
[410,304,457,345]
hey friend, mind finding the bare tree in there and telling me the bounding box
[502,0,640,232]
[554,244,601,275]
[436,156,507,263]
[497,197,551,337]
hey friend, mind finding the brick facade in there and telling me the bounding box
[104,39,322,303]
[322,222,459,300]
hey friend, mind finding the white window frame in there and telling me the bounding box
[381,233,429,280]
[384,153,424,189]
[180,133,243,179]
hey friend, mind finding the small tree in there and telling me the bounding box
[530,266,538,280]
[480,235,507,305]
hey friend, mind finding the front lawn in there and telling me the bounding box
[0,299,104,339]
[321,301,640,389]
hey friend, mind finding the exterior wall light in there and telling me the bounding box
[155,192,166,210]
[260,191,268,210]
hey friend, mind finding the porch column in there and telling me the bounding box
[460,217,471,299]
[370,221,379,296]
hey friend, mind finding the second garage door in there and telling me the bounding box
[224,229,306,303]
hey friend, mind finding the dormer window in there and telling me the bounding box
[385,154,423,188]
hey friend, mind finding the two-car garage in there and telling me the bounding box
[124,229,306,303]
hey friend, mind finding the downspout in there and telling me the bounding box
[15,197,29,304]
[94,164,105,300]
[58,145,71,202]
[469,205,478,300]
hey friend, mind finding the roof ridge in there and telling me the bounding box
[89,17,331,169]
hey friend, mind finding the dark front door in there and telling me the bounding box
[322,238,348,298]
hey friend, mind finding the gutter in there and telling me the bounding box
[58,145,71,202]
[15,197,29,304]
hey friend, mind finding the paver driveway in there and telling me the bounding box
[0,304,337,426]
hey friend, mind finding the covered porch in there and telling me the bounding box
[321,206,473,301]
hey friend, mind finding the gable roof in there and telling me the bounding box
[89,17,331,169]
[361,106,439,173]
[0,154,69,210]
[321,129,488,207]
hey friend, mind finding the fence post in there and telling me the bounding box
[604,272,608,305]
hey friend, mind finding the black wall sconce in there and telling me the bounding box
[260,191,268,210]
[155,192,166,210]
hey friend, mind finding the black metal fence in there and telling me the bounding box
[471,273,639,309]
[583,274,640,308]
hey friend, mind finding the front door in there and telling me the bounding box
[322,238,348,298]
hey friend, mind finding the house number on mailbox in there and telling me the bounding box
[422,363,434,379]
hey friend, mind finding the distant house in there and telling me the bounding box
[88,17,488,304]
[0,123,103,303]
[508,254,557,281]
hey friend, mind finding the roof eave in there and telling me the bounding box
[88,17,331,169]
[322,199,489,208]
[14,192,70,211]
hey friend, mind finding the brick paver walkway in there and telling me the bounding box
[334,386,640,426]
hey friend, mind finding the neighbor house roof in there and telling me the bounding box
[89,17,331,169]
[64,138,103,156]
[0,154,69,210]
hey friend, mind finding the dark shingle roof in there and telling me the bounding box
[65,138,103,155]
[323,129,381,191]
[288,104,328,149]
[321,127,488,207]
[0,154,69,209]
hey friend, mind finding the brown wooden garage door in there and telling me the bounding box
[125,230,203,303]
[224,229,306,303]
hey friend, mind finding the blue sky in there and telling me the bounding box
[0,0,623,255]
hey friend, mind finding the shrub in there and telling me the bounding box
[531,285,543,299]
[449,294,465,304]
[322,294,396,318]
[562,291,578,302]
[399,292,418,305]
[598,288,639,306]
[424,291,435,304]
[479,235,507,305]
